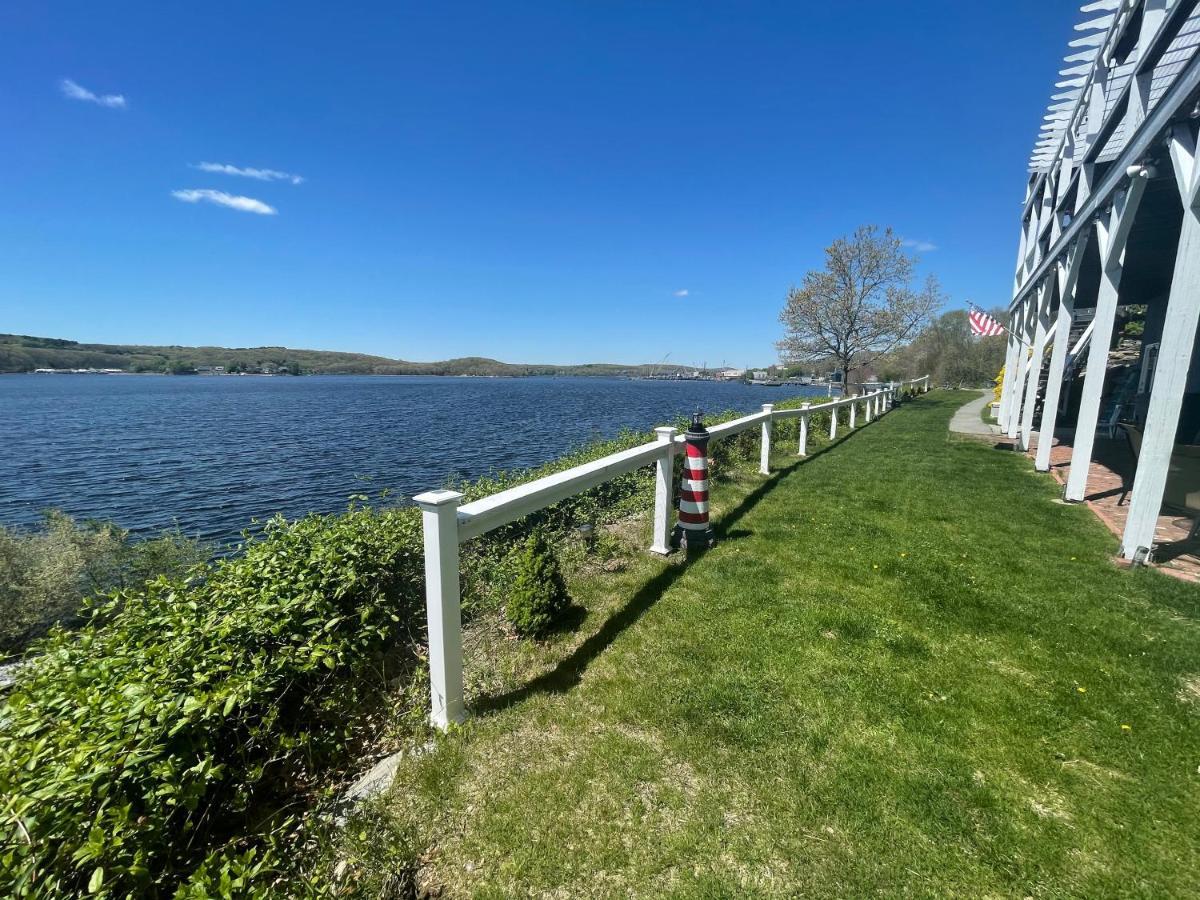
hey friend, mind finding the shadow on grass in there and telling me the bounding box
[472,424,873,719]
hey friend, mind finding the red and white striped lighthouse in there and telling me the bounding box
[672,412,716,551]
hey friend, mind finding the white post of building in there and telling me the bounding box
[413,489,466,730]
[1065,170,1150,502]
[1019,280,1054,451]
[1006,302,1032,436]
[760,404,774,475]
[1121,128,1200,559]
[1035,234,1090,471]
[998,329,1014,423]
[849,395,857,429]
[798,404,810,456]
[1007,300,1036,439]
[999,309,1022,427]
[650,427,677,555]
[829,403,838,440]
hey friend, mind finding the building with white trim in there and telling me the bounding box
[1003,0,1200,563]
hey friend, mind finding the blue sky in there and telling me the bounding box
[0,2,1079,367]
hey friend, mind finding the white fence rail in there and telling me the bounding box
[413,375,929,728]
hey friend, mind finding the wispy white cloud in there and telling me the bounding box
[192,162,304,185]
[673,289,689,297]
[60,78,126,109]
[901,238,938,252]
[171,189,277,215]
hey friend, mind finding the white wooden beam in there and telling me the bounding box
[1064,171,1150,502]
[999,307,1022,429]
[1168,123,1200,209]
[1121,127,1200,559]
[1008,300,1039,439]
[1020,280,1055,451]
[1035,233,1092,471]
[1125,1,1168,136]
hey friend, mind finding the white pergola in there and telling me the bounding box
[1002,0,1200,562]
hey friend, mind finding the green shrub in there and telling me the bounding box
[0,511,208,654]
[504,533,570,637]
[0,507,423,898]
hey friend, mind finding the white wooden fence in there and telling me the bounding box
[413,376,929,728]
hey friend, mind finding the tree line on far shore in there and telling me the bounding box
[0,334,696,379]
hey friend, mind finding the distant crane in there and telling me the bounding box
[648,352,671,379]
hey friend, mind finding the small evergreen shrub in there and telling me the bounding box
[504,533,570,637]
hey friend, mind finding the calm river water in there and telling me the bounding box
[1,374,828,544]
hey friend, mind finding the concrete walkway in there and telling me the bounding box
[948,390,997,438]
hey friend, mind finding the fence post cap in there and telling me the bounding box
[801,402,811,408]
[413,489,464,509]
[762,403,775,412]
[654,425,678,439]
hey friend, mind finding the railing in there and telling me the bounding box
[413,375,929,728]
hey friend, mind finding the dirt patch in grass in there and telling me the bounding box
[1178,673,1200,709]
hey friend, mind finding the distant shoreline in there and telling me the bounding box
[8,370,799,383]
[4,332,757,379]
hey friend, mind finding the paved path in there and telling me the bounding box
[949,390,997,437]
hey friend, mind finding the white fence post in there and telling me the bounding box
[760,404,774,475]
[650,427,677,555]
[799,404,810,456]
[829,403,838,440]
[865,392,873,422]
[923,375,930,393]
[413,489,466,730]
[849,396,857,429]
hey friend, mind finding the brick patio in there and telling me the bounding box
[1027,431,1200,582]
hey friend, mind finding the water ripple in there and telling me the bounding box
[0,374,826,546]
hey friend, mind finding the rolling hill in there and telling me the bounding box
[0,334,692,378]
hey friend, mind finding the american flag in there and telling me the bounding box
[968,309,1004,337]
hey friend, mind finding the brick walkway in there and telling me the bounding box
[1030,432,1200,582]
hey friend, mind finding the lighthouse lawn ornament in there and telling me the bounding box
[672,412,716,551]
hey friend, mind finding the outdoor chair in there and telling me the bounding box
[1117,423,1200,541]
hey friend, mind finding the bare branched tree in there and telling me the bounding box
[777,226,943,389]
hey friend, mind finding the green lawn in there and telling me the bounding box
[369,392,1200,897]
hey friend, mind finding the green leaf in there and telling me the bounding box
[88,866,104,893]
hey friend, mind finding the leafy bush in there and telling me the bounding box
[0,507,423,897]
[0,511,207,654]
[504,533,571,637]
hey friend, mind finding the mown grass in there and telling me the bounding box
[366,392,1200,898]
